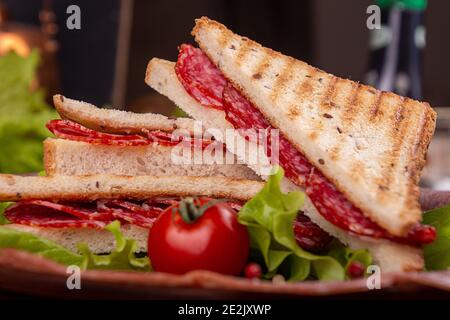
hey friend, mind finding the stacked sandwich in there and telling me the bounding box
[0,17,437,277]
[0,95,262,254]
[145,17,437,272]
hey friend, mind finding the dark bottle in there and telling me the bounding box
[365,0,426,100]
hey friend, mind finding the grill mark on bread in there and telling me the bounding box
[217,27,230,51]
[376,97,407,200]
[235,39,253,67]
[270,58,296,103]
[293,67,318,108]
[342,83,363,126]
[285,62,319,120]
[369,91,383,119]
[328,83,361,161]
[251,55,271,81]
[350,160,366,182]
[320,76,338,110]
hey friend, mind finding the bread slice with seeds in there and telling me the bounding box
[0,174,264,202]
[191,17,436,237]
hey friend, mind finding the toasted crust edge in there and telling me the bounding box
[0,174,264,202]
[43,138,57,176]
[53,94,195,134]
[405,103,436,221]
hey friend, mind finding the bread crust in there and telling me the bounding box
[53,94,196,134]
[191,17,437,236]
[0,174,264,202]
[43,138,57,176]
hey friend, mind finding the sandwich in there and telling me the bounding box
[145,17,437,272]
[0,174,263,254]
[0,171,355,281]
[44,94,258,180]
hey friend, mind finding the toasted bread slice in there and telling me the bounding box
[191,17,436,236]
[44,138,259,180]
[145,57,424,272]
[53,94,195,134]
[0,174,264,202]
[146,59,274,179]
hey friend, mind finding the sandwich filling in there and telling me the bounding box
[46,119,215,149]
[175,44,435,247]
[4,199,332,252]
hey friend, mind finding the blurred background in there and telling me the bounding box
[0,0,448,189]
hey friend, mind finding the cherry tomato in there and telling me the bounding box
[148,197,249,275]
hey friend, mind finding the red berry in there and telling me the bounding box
[244,263,262,279]
[347,261,365,278]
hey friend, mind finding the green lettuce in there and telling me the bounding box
[238,168,371,281]
[0,50,57,173]
[0,202,11,225]
[423,205,450,270]
[0,221,150,271]
[79,221,150,270]
[0,225,83,266]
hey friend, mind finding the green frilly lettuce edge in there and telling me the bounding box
[0,220,150,271]
[238,168,372,281]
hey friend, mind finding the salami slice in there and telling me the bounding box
[176,45,436,246]
[97,200,169,228]
[175,44,228,110]
[47,119,216,149]
[294,214,333,252]
[47,119,150,146]
[144,129,218,149]
[5,202,108,229]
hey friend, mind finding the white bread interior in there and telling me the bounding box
[145,57,424,273]
[44,138,259,180]
[191,17,436,237]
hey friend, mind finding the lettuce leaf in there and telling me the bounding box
[238,168,371,281]
[423,205,450,270]
[0,202,11,225]
[0,50,57,173]
[0,225,83,266]
[78,221,150,271]
[0,221,150,271]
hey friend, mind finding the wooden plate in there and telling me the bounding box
[0,249,449,299]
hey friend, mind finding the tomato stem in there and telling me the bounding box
[177,197,227,224]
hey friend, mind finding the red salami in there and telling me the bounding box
[175,44,436,246]
[144,129,217,149]
[4,199,178,230]
[306,171,436,246]
[5,202,109,229]
[47,120,150,146]
[294,214,333,252]
[46,119,216,149]
[5,198,337,251]
[175,44,227,110]
[97,200,169,228]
